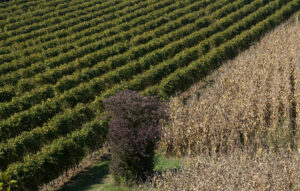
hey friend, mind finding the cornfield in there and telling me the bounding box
[160,18,300,156]
[153,151,300,191]
[153,16,300,191]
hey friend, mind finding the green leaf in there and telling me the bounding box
[3,171,10,182]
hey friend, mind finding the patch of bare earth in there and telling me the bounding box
[153,18,300,190]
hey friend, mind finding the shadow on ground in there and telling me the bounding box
[58,157,110,191]
[58,154,181,191]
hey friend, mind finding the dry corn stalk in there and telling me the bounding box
[160,17,300,156]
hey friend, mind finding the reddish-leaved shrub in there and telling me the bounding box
[103,90,167,185]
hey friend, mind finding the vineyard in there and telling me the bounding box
[0,0,299,190]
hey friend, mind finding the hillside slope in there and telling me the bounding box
[162,16,300,156]
[156,17,300,191]
[0,0,299,189]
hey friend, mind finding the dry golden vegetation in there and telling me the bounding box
[153,151,300,191]
[151,17,300,190]
[160,18,300,156]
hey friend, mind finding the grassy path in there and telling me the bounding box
[57,154,181,191]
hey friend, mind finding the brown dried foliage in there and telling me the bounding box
[153,151,300,191]
[160,19,300,157]
[151,18,300,191]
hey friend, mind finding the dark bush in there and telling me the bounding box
[103,90,167,185]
